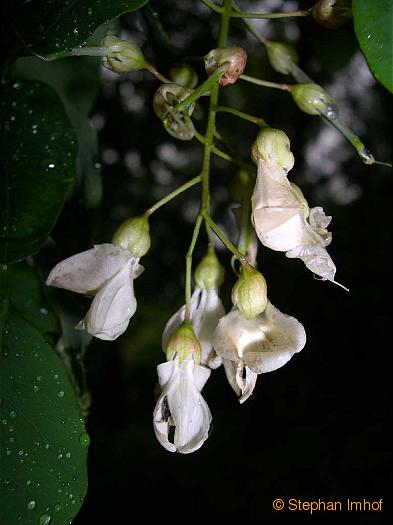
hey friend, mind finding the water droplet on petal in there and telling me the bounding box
[79,432,90,447]
[27,500,36,510]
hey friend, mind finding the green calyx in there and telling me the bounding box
[194,249,225,290]
[290,83,336,116]
[266,41,298,75]
[169,64,199,89]
[311,0,352,30]
[251,127,294,171]
[166,322,201,364]
[111,215,151,257]
[101,36,148,74]
[231,262,268,319]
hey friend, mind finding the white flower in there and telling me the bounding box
[153,356,212,454]
[162,287,225,369]
[213,303,306,403]
[251,159,340,285]
[46,243,143,340]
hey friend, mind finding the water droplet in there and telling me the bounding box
[48,163,55,169]
[73,28,79,35]
[54,504,62,513]
[18,450,24,456]
[39,513,51,525]
[65,452,71,459]
[45,444,50,450]
[53,374,59,380]
[58,391,65,398]
[79,432,90,447]
[6,450,11,456]
[33,385,40,392]
[26,480,31,486]
[27,500,36,510]
[9,411,17,419]
[40,308,48,315]
[36,376,42,381]
[58,453,63,459]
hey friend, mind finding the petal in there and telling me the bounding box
[192,288,225,368]
[222,360,258,403]
[213,308,244,362]
[153,357,212,454]
[252,161,308,251]
[286,244,336,281]
[243,302,306,374]
[46,243,135,294]
[78,259,139,340]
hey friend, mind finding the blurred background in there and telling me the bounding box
[19,0,391,522]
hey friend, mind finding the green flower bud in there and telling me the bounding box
[166,322,201,364]
[232,262,268,320]
[153,83,195,141]
[265,41,298,75]
[101,36,148,74]
[204,47,247,86]
[194,249,225,290]
[311,0,352,30]
[229,170,254,203]
[290,83,337,116]
[112,215,151,257]
[169,64,198,89]
[251,127,294,171]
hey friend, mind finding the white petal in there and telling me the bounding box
[153,357,212,454]
[46,243,135,294]
[192,288,225,367]
[78,258,139,340]
[222,360,258,403]
[286,244,336,282]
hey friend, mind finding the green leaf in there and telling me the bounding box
[0,264,89,525]
[0,80,77,264]
[16,0,150,55]
[353,0,393,93]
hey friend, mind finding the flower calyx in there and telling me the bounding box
[231,260,268,320]
[101,36,148,74]
[165,322,202,364]
[194,248,225,290]
[112,214,151,257]
[252,127,294,172]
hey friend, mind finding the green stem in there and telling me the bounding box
[214,105,267,126]
[194,130,245,167]
[240,74,291,91]
[185,214,203,321]
[230,10,309,19]
[175,64,229,113]
[145,175,202,215]
[202,212,245,259]
[146,64,171,83]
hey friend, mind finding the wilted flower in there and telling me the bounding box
[204,47,247,86]
[153,355,212,454]
[213,303,306,403]
[46,215,150,340]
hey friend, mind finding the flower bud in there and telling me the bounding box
[112,215,151,257]
[194,249,225,290]
[265,41,298,75]
[231,262,268,320]
[311,0,352,30]
[165,322,201,364]
[169,64,198,89]
[251,128,294,171]
[204,47,247,86]
[153,83,195,141]
[101,36,148,74]
[290,83,337,116]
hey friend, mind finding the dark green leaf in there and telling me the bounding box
[0,265,89,525]
[16,0,150,55]
[0,80,77,264]
[353,0,393,93]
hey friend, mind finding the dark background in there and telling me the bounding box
[18,1,391,523]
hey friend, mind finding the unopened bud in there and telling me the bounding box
[232,262,268,319]
[112,215,151,257]
[251,128,294,171]
[290,83,337,116]
[166,322,201,363]
[266,41,298,75]
[311,0,352,30]
[194,249,225,290]
[169,64,198,89]
[204,47,247,86]
[101,36,148,73]
[153,83,195,141]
